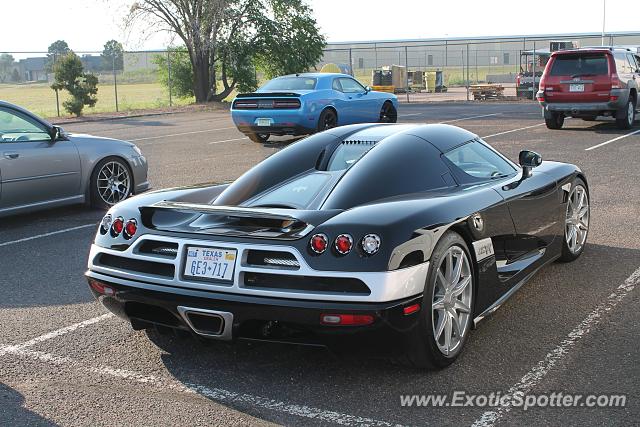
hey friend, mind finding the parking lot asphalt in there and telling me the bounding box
[1,102,639,426]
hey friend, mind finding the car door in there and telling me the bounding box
[337,77,374,123]
[0,106,81,210]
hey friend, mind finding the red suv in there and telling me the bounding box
[537,47,640,129]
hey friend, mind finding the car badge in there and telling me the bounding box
[471,213,484,232]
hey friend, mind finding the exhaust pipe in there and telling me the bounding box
[177,306,234,340]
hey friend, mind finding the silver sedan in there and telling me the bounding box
[0,101,148,217]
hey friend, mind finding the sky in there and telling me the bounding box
[0,0,636,55]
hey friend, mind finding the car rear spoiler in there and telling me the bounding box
[139,201,339,240]
[235,92,301,98]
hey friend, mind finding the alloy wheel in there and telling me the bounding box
[431,246,473,356]
[97,161,131,206]
[627,101,635,126]
[565,184,589,254]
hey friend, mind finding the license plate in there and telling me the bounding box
[184,246,237,281]
[569,84,584,92]
[257,118,272,127]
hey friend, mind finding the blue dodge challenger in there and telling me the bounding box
[231,73,398,143]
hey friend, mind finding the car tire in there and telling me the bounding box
[615,98,636,130]
[317,108,337,132]
[379,101,397,123]
[248,133,270,144]
[545,112,564,129]
[90,156,133,209]
[559,178,589,262]
[400,231,474,370]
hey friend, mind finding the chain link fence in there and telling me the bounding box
[1,32,639,117]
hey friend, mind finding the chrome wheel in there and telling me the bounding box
[97,161,131,205]
[431,245,473,356]
[565,184,589,254]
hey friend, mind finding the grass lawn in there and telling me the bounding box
[0,82,194,119]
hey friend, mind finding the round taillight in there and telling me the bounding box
[335,234,353,255]
[111,217,124,236]
[310,233,328,254]
[100,214,112,235]
[123,219,137,239]
[361,234,381,255]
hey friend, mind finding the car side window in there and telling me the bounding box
[332,78,343,92]
[614,53,631,74]
[338,78,366,94]
[444,140,516,180]
[626,54,639,72]
[0,108,50,143]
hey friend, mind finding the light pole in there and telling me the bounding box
[601,0,606,46]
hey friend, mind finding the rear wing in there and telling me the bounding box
[139,201,339,240]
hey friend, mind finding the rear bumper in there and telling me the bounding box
[87,277,423,353]
[231,109,317,136]
[538,89,629,115]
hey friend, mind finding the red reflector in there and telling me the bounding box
[111,217,124,236]
[536,96,545,102]
[403,303,421,315]
[335,234,353,255]
[124,219,137,239]
[310,233,328,254]
[88,279,115,296]
[320,313,374,326]
[610,95,619,102]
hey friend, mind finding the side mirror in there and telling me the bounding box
[519,150,542,178]
[48,125,63,142]
[364,86,372,93]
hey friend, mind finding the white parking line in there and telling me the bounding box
[471,265,640,427]
[0,223,96,248]
[440,113,502,123]
[0,313,113,356]
[1,345,399,426]
[585,129,640,151]
[130,127,236,142]
[482,123,545,139]
[208,137,249,145]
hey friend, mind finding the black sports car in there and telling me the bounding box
[86,123,590,369]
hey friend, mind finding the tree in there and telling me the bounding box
[51,53,99,116]
[47,40,71,71]
[153,48,194,98]
[0,54,15,83]
[128,0,325,102]
[102,39,124,71]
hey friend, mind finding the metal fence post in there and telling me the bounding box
[405,45,410,103]
[532,40,536,101]
[113,55,119,112]
[54,53,60,117]
[167,49,172,107]
[466,44,470,100]
[348,48,353,76]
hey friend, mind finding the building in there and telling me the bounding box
[320,31,640,79]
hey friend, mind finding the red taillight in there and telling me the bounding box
[273,99,301,109]
[111,217,124,236]
[310,233,328,254]
[536,94,545,102]
[610,73,622,89]
[516,74,521,86]
[88,279,115,296]
[320,313,374,326]
[334,234,353,255]
[123,219,137,239]
[403,304,421,315]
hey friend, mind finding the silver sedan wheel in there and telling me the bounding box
[565,184,589,254]
[97,161,131,205]
[431,246,473,356]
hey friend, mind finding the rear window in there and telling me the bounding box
[250,172,330,208]
[327,141,376,171]
[549,54,609,76]
[261,77,316,91]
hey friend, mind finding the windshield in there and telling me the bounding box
[260,77,317,91]
[550,54,609,76]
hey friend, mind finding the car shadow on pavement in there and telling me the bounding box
[150,242,640,424]
[0,383,59,426]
